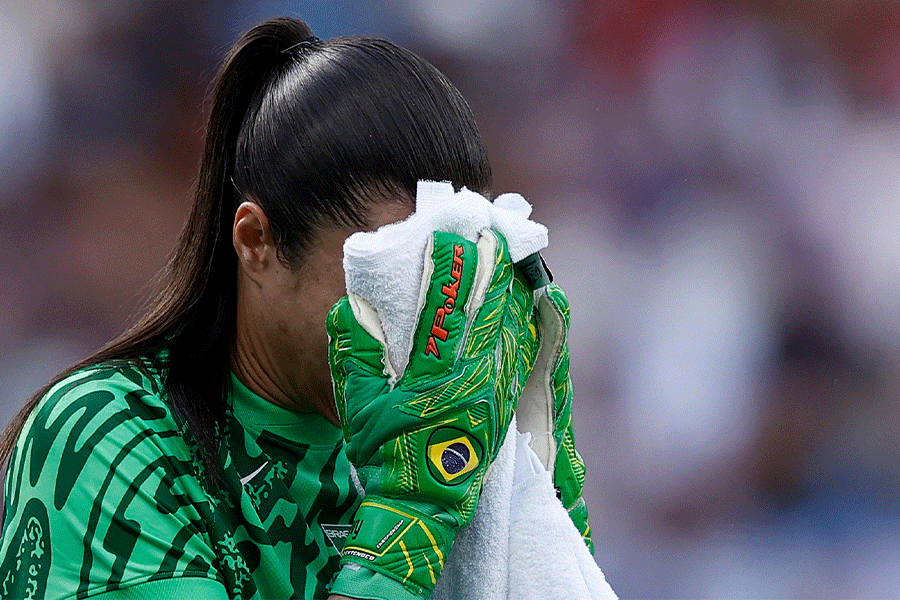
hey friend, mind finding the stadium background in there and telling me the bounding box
[1,1,899,597]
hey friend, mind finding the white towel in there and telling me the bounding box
[342,181,616,600]
[505,435,617,600]
[431,416,520,600]
[430,420,617,600]
[343,180,547,376]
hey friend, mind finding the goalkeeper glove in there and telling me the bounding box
[327,229,537,597]
[515,255,594,553]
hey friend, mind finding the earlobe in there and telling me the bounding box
[233,201,274,276]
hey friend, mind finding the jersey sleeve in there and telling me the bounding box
[0,366,225,600]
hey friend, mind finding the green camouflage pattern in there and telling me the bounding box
[327,230,537,596]
[0,362,360,600]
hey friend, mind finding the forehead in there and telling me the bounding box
[303,200,415,268]
[366,200,415,231]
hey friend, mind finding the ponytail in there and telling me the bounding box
[0,17,319,474]
[161,17,319,467]
[1,16,492,478]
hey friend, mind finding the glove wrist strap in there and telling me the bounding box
[341,498,455,595]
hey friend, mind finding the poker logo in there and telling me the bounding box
[425,243,465,359]
[426,427,482,485]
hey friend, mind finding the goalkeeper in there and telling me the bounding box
[0,15,591,600]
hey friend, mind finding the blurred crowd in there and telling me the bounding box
[2,1,899,597]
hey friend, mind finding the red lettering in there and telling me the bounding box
[425,336,441,358]
[424,243,466,358]
[441,279,460,303]
[451,253,463,278]
[431,308,448,341]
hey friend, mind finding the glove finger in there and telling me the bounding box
[458,229,514,362]
[512,270,541,399]
[327,295,392,440]
[326,297,355,434]
[406,232,479,383]
[544,282,571,336]
[511,267,539,356]
[537,282,594,551]
[491,268,536,432]
[328,293,397,373]
[542,284,573,429]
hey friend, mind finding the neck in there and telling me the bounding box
[230,318,290,408]
[230,277,340,425]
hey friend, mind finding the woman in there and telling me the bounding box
[0,16,535,600]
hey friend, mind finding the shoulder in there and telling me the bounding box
[10,362,179,478]
[7,360,193,502]
[1,361,221,599]
[31,360,172,431]
[4,360,197,513]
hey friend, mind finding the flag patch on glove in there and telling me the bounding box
[427,428,481,484]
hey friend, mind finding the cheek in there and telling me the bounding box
[316,267,347,311]
[302,276,347,336]
[328,276,348,307]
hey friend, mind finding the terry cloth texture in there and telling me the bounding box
[342,180,548,376]
[432,422,618,600]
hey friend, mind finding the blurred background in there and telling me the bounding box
[2,0,899,597]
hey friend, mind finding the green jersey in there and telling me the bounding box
[0,359,362,600]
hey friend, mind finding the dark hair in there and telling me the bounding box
[0,17,491,475]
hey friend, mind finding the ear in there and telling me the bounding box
[233,201,276,279]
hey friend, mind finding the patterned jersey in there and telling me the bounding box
[0,359,362,600]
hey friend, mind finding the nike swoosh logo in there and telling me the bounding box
[240,461,269,486]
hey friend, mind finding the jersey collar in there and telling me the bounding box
[229,373,343,447]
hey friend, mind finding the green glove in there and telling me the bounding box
[327,229,537,597]
[515,255,594,554]
[542,283,594,553]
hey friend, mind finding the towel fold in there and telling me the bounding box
[506,436,617,600]
[342,181,616,600]
[431,419,617,600]
[431,417,520,600]
[343,180,547,375]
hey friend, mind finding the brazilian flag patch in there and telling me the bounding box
[426,427,482,485]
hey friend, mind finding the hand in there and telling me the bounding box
[327,229,536,596]
[541,283,593,553]
[514,258,594,553]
